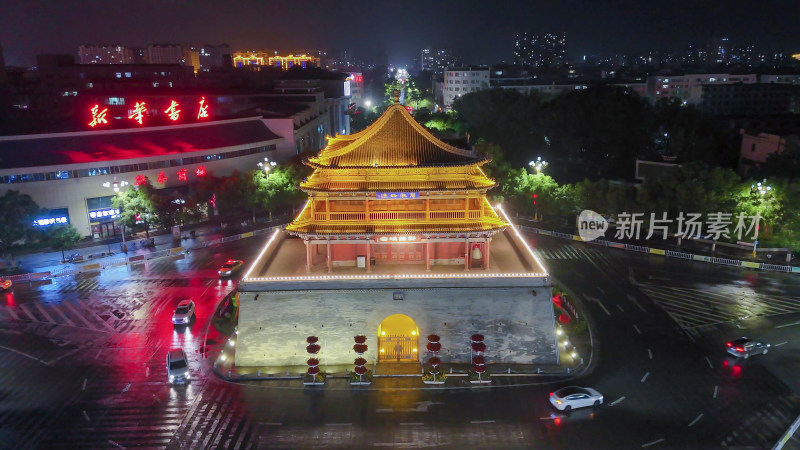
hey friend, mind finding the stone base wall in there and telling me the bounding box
[235,285,557,368]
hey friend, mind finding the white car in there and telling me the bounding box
[727,337,770,359]
[171,300,195,325]
[166,348,189,384]
[549,386,604,412]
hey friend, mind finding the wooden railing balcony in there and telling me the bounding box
[311,210,486,222]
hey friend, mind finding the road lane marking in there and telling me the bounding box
[400,423,424,426]
[50,304,76,326]
[95,350,101,359]
[642,438,664,447]
[18,304,38,321]
[774,341,788,347]
[776,321,800,329]
[83,410,90,422]
[0,344,49,365]
[641,372,650,383]
[145,366,150,377]
[82,378,87,391]
[586,296,611,316]
[616,304,625,312]
[633,325,642,335]
[108,440,126,449]
[33,303,56,323]
[705,357,713,368]
[3,306,19,320]
[470,420,496,424]
[609,396,626,406]
[713,386,718,399]
[598,288,605,294]
[648,349,653,359]
[688,413,703,427]
[627,294,647,312]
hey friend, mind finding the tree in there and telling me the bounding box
[112,181,157,238]
[45,224,82,261]
[0,190,39,256]
[756,140,800,180]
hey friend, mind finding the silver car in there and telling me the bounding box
[171,300,195,325]
[166,348,189,384]
[549,386,604,412]
[726,337,770,359]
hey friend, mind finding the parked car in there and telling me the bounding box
[171,300,195,325]
[726,337,770,359]
[0,278,12,291]
[166,349,189,384]
[218,259,244,277]
[549,386,604,412]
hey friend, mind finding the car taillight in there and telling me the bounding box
[726,342,732,347]
[549,392,553,397]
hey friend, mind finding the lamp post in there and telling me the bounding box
[750,179,772,258]
[102,179,130,253]
[528,157,548,221]
[255,158,278,223]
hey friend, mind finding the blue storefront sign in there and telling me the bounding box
[376,192,419,200]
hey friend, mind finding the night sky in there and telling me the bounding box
[1,0,798,67]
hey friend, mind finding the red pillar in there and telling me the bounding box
[426,241,432,272]
[484,239,490,270]
[326,241,332,273]
[305,241,312,273]
[366,241,371,273]
[464,240,470,271]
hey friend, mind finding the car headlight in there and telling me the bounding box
[169,375,175,382]
[183,317,189,323]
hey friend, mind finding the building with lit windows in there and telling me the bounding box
[443,67,489,108]
[78,45,136,64]
[645,73,757,104]
[420,47,458,75]
[513,32,567,67]
[232,51,273,67]
[235,100,557,370]
[268,54,321,70]
[146,44,184,65]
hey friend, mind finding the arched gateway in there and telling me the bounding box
[377,314,419,362]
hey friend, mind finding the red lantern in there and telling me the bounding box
[306,344,320,354]
[307,358,319,367]
[354,357,367,366]
[307,366,320,375]
[354,365,368,375]
[353,344,368,354]
[471,342,486,353]
[428,357,441,367]
[472,355,485,365]
[471,334,485,342]
[473,365,487,374]
[427,334,440,343]
[354,335,367,344]
[558,314,571,324]
[307,336,319,344]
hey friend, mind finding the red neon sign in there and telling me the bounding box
[134,174,148,186]
[195,166,207,177]
[164,100,181,121]
[128,101,147,125]
[157,171,168,184]
[88,105,109,127]
[197,97,209,119]
[177,169,188,181]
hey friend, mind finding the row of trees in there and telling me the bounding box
[0,191,82,261]
[497,159,800,249]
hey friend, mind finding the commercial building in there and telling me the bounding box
[420,47,458,75]
[146,44,184,65]
[0,118,288,238]
[702,83,800,116]
[443,67,489,108]
[645,73,757,104]
[197,44,231,71]
[236,101,556,369]
[268,54,320,70]
[513,32,567,67]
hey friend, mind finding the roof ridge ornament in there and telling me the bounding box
[393,89,400,104]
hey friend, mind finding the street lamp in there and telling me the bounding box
[365,99,372,108]
[749,179,772,257]
[529,157,549,174]
[257,157,277,174]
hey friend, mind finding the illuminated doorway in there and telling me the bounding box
[377,314,419,362]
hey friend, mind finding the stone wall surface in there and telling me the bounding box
[235,285,556,367]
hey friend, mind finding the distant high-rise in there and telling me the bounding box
[513,32,567,67]
[146,44,184,64]
[420,47,458,75]
[197,44,231,70]
[707,37,732,64]
[78,44,135,64]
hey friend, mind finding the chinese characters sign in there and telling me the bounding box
[198,97,209,119]
[164,100,181,121]
[88,105,108,127]
[376,235,418,242]
[128,101,147,125]
[376,192,419,200]
[87,97,210,128]
[611,212,762,241]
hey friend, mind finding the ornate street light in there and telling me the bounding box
[102,178,130,252]
[751,179,772,196]
[257,157,277,174]
[528,156,548,174]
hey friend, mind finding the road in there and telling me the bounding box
[1,233,799,448]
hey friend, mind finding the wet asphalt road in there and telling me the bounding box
[1,234,799,448]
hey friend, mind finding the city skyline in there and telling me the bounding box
[1,0,798,67]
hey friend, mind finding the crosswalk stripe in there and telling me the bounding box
[49,303,77,326]
[32,303,56,324]
[3,306,19,320]
[18,304,38,321]
[61,301,107,332]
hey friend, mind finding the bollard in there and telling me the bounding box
[507,368,511,374]
[228,370,232,377]
[449,368,453,374]
[286,369,289,376]
[257,370,261,377]
[537,368,541,374]
[580,358,584,365]
[567,367,570,374]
